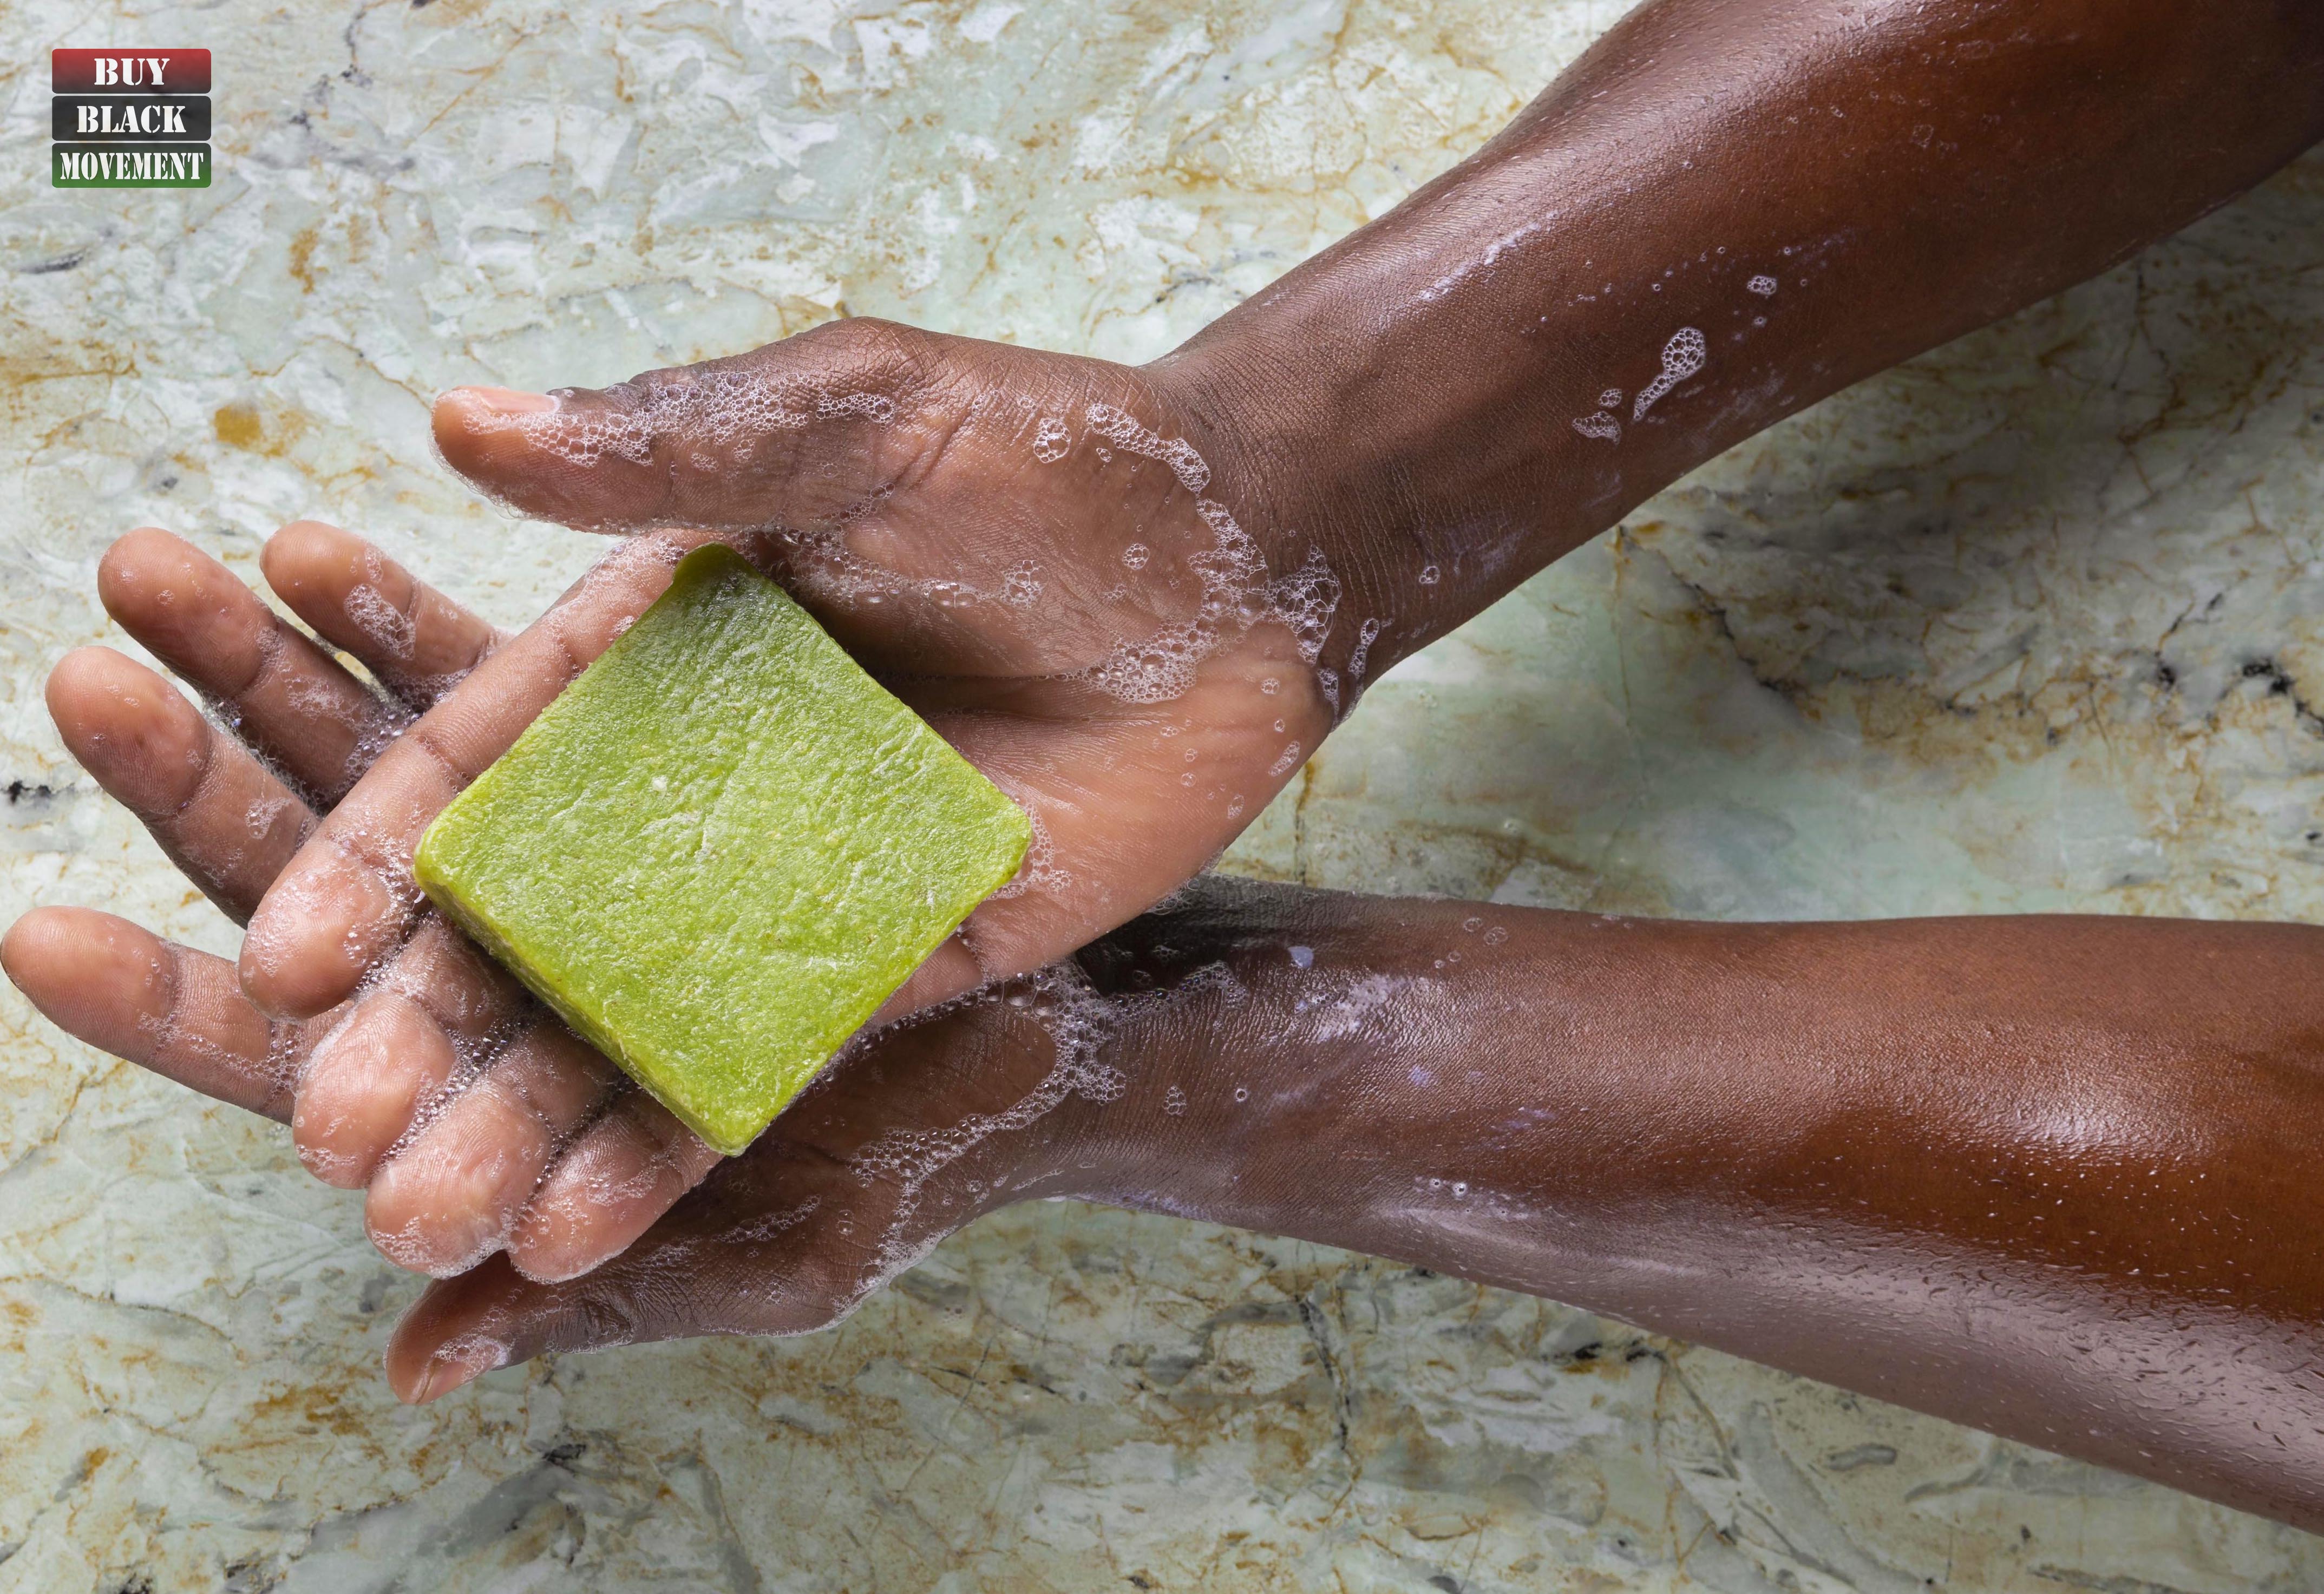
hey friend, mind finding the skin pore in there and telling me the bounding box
[5,0,2324,1534]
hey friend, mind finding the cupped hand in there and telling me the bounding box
[232,319,1341,1277]
[0,524,1145,1396]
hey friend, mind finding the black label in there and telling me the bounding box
[52,95,211,142]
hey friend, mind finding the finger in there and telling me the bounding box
[507,1092,722,1283]
[1,907,299,1121]
[239,532,721,1019]
[430,321,931,533]
[384,1252,659,1403]
[362,1016,624,1277]
[385,1167,803,1402]
[46,647,315,924]
[260,520,504,711]
[289,914,528,1189]
[98,527,405,804]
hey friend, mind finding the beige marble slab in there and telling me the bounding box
[3,0,2321,1588]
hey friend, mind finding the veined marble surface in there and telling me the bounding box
[3,0,2322,1588]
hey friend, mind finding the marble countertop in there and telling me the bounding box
[4,1,2323,1588]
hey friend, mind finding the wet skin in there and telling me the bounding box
[208,0,2324,1276]
[7,0,2324,1524]
[11,545,2324,1528]
[221,0,2324,1282]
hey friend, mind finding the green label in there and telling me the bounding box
[53,142,209,187]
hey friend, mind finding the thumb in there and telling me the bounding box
[384,1175,861,1401]
[432,319,941,534]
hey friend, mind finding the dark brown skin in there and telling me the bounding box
[8,0,2324,1532]
[1173,0,2324,679]
[203,0,2324,1275]
[14,558,2324,1524]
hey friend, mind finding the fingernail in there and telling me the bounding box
[412,1337,508,1402]
[448,386,557,416]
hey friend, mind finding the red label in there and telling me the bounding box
[52,48,211,94]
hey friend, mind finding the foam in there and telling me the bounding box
[831,963,1130,1309]
[1747,274,1778,297]
[1083,402,1210,493]
[342,581,417,662]
[1632,327,1707,421]
[454,366,900,478]
[461,378,1342,721]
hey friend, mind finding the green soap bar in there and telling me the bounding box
[415,545,1030,1156]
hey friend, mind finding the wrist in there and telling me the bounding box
[1147,330,1450,712]
[1027,881,1517,1216]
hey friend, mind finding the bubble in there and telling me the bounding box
[1267,741,1304,777]
[1571,412,1621,443]
[1631,327,1707,421]
[451,367,904,488]
[1288,944,1314,969]
[1163,1085,1187,1116]
[816,392,896,423]
[835,961,1135,1299]
[1260,677,1280,696]
[1121,542,1149,570]
[1482,926,1508,946]
[1462,916,1482,933]
[1077,495,1341,708]
[1417,565,1440,586]
[1747,274,1778,296]
[1031,416,1071,463]
[342,582,416,661]
[1348,617,1382,683]
[1083,403,1210,493]
[1001,561,1042,605]
[1598,388,1624,409]
[1232,1086,1248,1103]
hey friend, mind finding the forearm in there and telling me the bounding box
[1160,0,2324,687]
[1045,884,2324,1527]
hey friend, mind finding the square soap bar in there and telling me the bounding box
[415,544,1031,1156]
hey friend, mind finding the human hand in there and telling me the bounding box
[0,521,1158,1335]
[230,320,1346,1277]
[0,523,660,1281]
